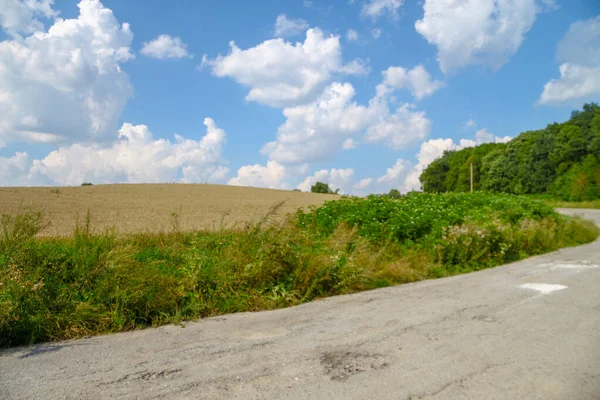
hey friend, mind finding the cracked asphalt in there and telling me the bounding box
[1,209,599,400]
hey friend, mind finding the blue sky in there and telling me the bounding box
[0,0,599,193]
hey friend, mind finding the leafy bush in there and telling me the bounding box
[297,192,556,243]
[311,182,338,194]
[386,189,402,199]
[81,182,93,186]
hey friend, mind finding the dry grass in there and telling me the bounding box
[0,184,338,236]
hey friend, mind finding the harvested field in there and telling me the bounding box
[0,184,338,236]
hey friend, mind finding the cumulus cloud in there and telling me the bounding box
[0,0,57,35]
[204,28,365,108]
[539,16,600,105]
[0,151,32,185]
[261,82,369,164]
[475,128,512,144]
[361,0,404,20]
[141,34,191,59]
[0,0,134,147]
[377,65,445,100]
[353,177,373,190]
[364,102,431,150]
[415,0,547,74]
[228,160,288,189]
[0,118,229,186]
[297,168,354,193]
[261,82,431,164]
[376,158,411,188]
[274,14,308,37]
[465,119,477,128]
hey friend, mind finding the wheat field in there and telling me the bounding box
[0,184,339,236]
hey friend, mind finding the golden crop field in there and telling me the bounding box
[0,184,339,236]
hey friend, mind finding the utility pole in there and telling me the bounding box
[470,163,473,193]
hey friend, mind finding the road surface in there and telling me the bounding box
[1,209,599,400]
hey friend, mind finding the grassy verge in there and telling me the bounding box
[544,199,600,209]
[1,193,598,347]
[527,194,600,210]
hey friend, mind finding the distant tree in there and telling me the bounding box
[292,188,301,192]
[311,182,338,194]
[387,189,402,199]
[81,182,93,186]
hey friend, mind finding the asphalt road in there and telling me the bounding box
[1,209,599,400]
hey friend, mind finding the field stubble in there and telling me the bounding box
[0,184,338,236]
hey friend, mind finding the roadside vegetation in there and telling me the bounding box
[421,103,600,202]
[1,192,597,347]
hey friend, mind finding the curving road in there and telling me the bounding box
[1,209,599,400]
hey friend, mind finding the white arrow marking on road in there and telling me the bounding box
[519,283,568,294]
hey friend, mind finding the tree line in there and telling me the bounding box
[420,103,600,201]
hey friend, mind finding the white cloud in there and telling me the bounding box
[347,28,359,41]
[0,151,31,185]
[376,158,411,187]
[362,0,404,20]
[303,1,313,8]
[297,168,354,193]
[415,0,546,74]
[338,58,370,75]
[0,0,57,35]
[0,118,229,186]
[475,128,494,144]
[342,138,357,150]
[539,16,600,105]
[475,128,512,144]
[228,160,288,189]
[274,14,308,37]
[262,82,369,164]
[204,28,364,108]
[141,34,190,59]
[0,0,134,147]
[364,102,431,150]
[371,28,382,39]
[354,177,373,190]
[465,119,477,128]
[377,65,445,100]
[261,82,431,164]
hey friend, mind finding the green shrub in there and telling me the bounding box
[311,182,338,194]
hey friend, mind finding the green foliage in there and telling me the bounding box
[386,189,402,199]
[296,192,557,243]
[311,181,338,194]
[81,182,93,186]
[421,103,600,200]
[1,195,597,347]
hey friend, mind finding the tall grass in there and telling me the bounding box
[0,193,597,347]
